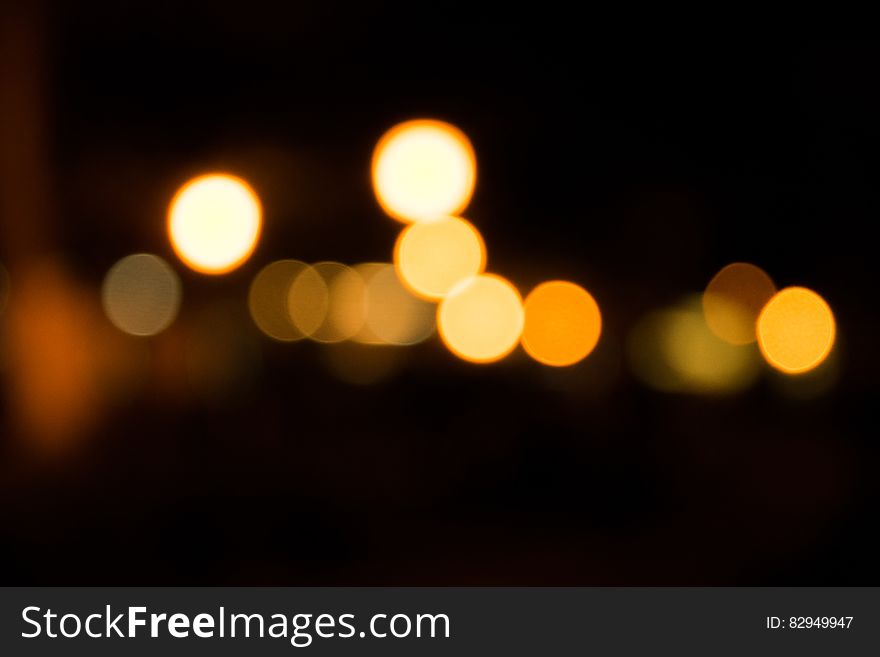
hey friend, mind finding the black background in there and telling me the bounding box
[1,9,877,584]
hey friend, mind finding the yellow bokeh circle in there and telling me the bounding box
[394,216,486,300]
[438,274,524,364]
[168,173,262,274]
[248,260,309,342]
[522,281,602,367]
[628,298,760,395]
[757,286,835,375]
[102,253,181,337]
[372,119,476,223]
[359,264,435,346]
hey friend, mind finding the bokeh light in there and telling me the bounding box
[394,216,486,300]
[359,263,435,345]
[304,262,359,344]
[372,119,476,223]
[521,280,602,367]
[757,286,835,375]
[102,254,181,337]
[287,264,329,339]
[438,274,524,364]
[702,262,776,345]
[167,173,262,274]
[324,265,369,342]
[628,297,760,394]
[349,263,387,344]
[248,259,309,341]
[6,261,121,449]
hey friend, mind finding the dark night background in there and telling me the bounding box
[1,8,877,584]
